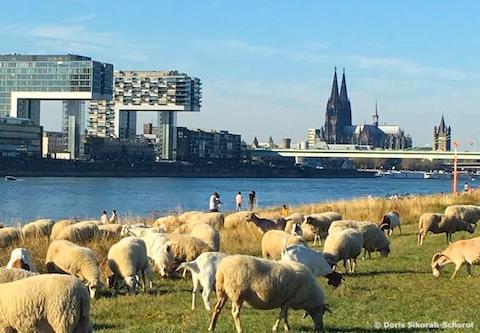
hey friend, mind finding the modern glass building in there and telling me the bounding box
[0,54,113,119]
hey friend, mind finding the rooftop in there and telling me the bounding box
[0,54,92,61]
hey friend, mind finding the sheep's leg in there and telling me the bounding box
[313,235,318,246]
[388,229,393,237]
[202,277,214,311]
[450,262,462,279]
[446,233,450,244]
[466,263,472,276]
[208,296,227,331]
[343,259,348,273]
[351,258,356,273]
[231,301,243,333]
[191,275,199,310]
[398,225,403,235]
[272,306,289,331]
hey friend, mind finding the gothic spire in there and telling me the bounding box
[373,99,379,127]
[330,67,339,101]
[439,115,446,130]
[340,67,348,101]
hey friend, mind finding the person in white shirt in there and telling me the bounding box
[100,211,109,224]
[209,192,222,212]
[110,210,118,224]
[235,192,243,211]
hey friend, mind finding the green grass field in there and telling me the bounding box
[89,223,479,332]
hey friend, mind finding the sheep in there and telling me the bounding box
[291,223,303,237]
[101,236,151,295]
[45,240,101,299]
[0,227,22,248]
[284,213,304,233]
[431,236,480,279]
[445,205,480,224]
[378,211,402,236]
[246,212,287,233]
[190,223,220,252]
[166,233,213,268]
[0,267,37,283]
[261,230,304,260]
[328,220,390,259]
[56,221,100,243]
[224,211,250,229]
[418,213,475,245]
[176,252,228,311]
[208,254,329,333]
[98,223,123,239]
[50,219,77,241]
[121,225,165,238]
[323,228,364,273]
[141,233,174,277]
[153,215,182,232]
[21,219,55,238]
[178,212,225,232]
[303,211,342,245]
[6,248,36,272]
[178,210,204,223]
[0,274,93,333]
[281,244,343,288]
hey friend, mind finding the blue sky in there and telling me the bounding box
[1,0,479,148]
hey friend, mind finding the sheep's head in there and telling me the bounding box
[245,212,256,222]
[86,280,100,299]
[304,216,313,225]
[325,271,343,288]
[431,252,446,278]
[467,223,476,234]
[156,243,175,277]
[380,247,390,257]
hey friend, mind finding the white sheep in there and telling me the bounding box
[378,211,402,236]
[55,221,99,243]
[176,252,228,311]
[153,215,182,232]
[431,236,480,279]
[0,274,93,333]
[224,211,250,229]
[0,227,22,248]
[141,233,174,277]
[208,254,329,333]
[166,233,213,267]
[329,220,390,259]
[177,212,225,232]
[50,219,77,241]
[304,211,342,245]
[323,228,364,273]
[21,219,55,238]
[0,267,37,283]
[98,223,123,239]
[190,223,220,252]
[101,236,151,295]
[6,247,36,272]
[445,205,480,224]
[418,213,475,245]
[261,229,304,260]
[121,225,165,238]
[281,244,342,288]
[45,240,101,299]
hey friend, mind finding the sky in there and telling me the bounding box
[1,0,479,149]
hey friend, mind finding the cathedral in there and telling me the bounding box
[432,116,451,151]
[319,69,412,150]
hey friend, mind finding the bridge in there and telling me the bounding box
[248,148,480,161]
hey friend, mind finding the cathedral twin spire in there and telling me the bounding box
[329,67,349,102]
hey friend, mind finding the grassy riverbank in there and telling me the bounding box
[2,192,480,332]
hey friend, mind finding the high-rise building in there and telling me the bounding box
[62,100,86,159]
[0,117,42,157]
[0,54,113,120]
[433,115,451,151]
[87,100,115,138]
[118,111,137,139]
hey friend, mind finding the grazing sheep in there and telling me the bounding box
[21,219,55,238]
[378,211,402,236]
[50,219,77,241]
[246,212,287,233]
[431,237,480,279]
[300,223,317,242]
[178,211,204,223]
[101,237,151,295]
[304,211,342,245]
[418,213,475,245]
[0,227,22,248]
[45,240,101,299]
[284,213,304,233]
[0,267,37,283]
[281,244,343,288]
[56,221,99,244]
[178,212,225,232]
[224,211,250,229]
[141,233,174,277]
[121,225,165,238]
[153,215,182,232]
[329,220,390,259]
[290,223,303,237]
[0,274,93,333]
[190,223,220,252]
[98,223,123,239]
[323,229,364,273]
[261,230,304,260]
[208,254,329,333]
[445,205,480,224]
[166,233,213,267]
[176,252,228,311]
[6,248,36,272]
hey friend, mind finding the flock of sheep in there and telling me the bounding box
[0,203,480,332]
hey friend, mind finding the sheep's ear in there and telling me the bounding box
[431,252,443,265]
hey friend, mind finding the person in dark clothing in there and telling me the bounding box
[248,191,256,211]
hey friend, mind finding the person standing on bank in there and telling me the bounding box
[209,192,222,212]
[100,211,109,225]
[235,192,243,211]
[110,209,118,224]
[248,191,256,211]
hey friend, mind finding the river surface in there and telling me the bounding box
[0,177,473,224]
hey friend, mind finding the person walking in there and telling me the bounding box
[110,209,118,224]
[248,191,256,211]
[235,192,243,211]
[100,211,109,225]
[209,192,222,212]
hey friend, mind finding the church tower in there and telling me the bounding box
[373,100,379,127]
[339,68,352,128]
[433,115,451,151]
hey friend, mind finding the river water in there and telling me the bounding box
[0,176,473,224]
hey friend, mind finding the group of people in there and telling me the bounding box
[100,210,118,224]
[209,191,257,212]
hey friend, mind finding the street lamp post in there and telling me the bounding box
[453,141,459,195]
